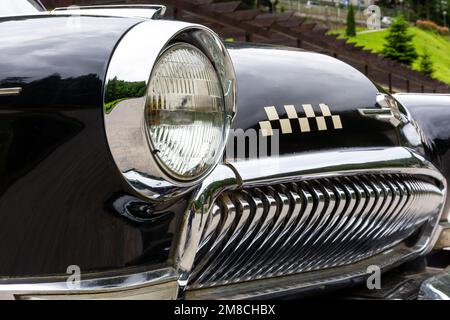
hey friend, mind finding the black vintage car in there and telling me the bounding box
[0,1,449,300]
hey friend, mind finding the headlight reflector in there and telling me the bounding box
[146,43,226,180]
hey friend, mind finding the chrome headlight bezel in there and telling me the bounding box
[103,21,236,201]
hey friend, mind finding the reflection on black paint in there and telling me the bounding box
[399,94,450,183]
[108,192,182,267]
[0,15,181,277]
[0,113,83,196]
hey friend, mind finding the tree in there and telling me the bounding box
[346,4,356,37]
[382,16,418,66]
[419,48,434,76]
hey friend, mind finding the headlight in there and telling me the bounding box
[146,43,226,181]
[103,22,236,201]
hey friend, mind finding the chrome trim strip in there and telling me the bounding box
[395,93,450,97]
[230,147,444,186]
[103,20,236,202]
[0,267,178,300]
[176,164,239,291]
[52,5,166,20]
[0,87,22,96]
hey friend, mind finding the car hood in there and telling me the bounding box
[225,43,400,160]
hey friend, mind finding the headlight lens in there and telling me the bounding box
[146,43,226,181]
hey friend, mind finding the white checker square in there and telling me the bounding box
[302,104,315,118]
[319,103,331,117]
[316,116,327,131]
[284,105,298,119]
[332,115,343,129]
[299,117,311,132]
[264,106,279,121]
[259,121,273,136]
[280,119,292,134]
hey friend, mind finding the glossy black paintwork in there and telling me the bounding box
[0,15,186,278]
[394,94,450,183]
[394,94,450,226]
[226,43,400,158]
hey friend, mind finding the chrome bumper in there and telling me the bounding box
[419,268,450,300]
[0,268,178,300]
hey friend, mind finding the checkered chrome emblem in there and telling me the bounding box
[259,104,343,137]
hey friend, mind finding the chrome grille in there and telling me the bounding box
[187,174,443,289]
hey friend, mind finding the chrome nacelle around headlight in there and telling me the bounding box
[103,20,236,202]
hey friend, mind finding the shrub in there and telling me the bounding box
[438,26,449,35]
[346,4,356,37]
[416,20,450,35]
[418,48,434,77]
[416,20,438,31]
[382,16,418,66]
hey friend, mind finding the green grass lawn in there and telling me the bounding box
[329,27,450,85]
